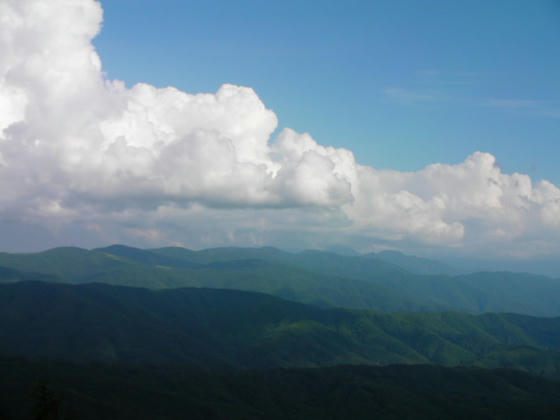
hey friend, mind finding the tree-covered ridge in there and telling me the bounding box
[2,245,560,316]
[1,281,560,378]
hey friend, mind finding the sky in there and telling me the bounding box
[93,0,560,181]
[0,0,559,262]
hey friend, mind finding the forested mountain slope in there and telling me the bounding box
[2,281,560,377]
[3,245,560,316]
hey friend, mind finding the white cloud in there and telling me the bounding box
[0,0,559,257]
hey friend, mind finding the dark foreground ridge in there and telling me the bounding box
[1,357,560,420]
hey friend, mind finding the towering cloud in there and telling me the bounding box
[0,0,559,256]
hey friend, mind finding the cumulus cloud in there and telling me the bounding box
[0,0,559,256]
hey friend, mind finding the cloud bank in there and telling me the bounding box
[1,0,559,256]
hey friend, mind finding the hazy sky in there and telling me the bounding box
[0,0,559,259]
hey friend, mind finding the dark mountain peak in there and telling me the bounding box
[38,246,90,256]
[94,244,155,259]
[94,244,138,252]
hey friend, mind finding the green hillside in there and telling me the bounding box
[0,246,441,312]
[2,281,560,377]
[0,266,58,284]
[150,246,560,315]
[2,245,560,315]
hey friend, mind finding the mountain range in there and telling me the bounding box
[2,244,560,418]
[1,245,560,316]
[2,280,560,377]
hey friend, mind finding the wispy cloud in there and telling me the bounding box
[483,98,560,118]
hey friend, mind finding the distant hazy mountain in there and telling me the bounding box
[148,246,560,316]
[1,245,560,316]
[2,281,560,378]
[0,246,433,312]
[366,250,460,275]
[443,256,560,279]
[323,244,361,256]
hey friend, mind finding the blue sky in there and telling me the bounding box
[94,0,560,183]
